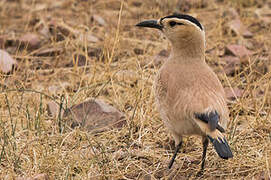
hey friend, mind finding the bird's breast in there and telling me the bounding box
[154,61,229,132]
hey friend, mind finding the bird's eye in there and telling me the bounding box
[169,21,177,27]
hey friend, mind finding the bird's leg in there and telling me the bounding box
[197,136,209,176]
[201,136,209,171]
[168,140,182,169]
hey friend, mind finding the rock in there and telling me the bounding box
[63,99,126,133]
[39,25,50,39]
[32,174,50,180]
[16,173,50,180]
[34,47,63,56]
[0,49,17,73]
[78,33,99,43]
[224,87,244,100]
[222,56,241,76]
[48,19,77,41]
[255,6,271,24]
[157,49,170,57]
[47,101,59,118]
[47,100,65,118]
[92,15,107,26]
[228,19,253,38]
[242,30,253,38]
[225,44,252,62]
[19,33,41,49]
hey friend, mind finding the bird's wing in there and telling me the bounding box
[194,111,225,132]
[194,110,233,159]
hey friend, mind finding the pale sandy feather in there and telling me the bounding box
[154,57,229,142]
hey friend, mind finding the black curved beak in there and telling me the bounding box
[136,20,163,30]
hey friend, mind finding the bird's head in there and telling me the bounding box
[136,14,205,48]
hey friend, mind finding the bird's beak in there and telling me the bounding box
[136,20,163,30]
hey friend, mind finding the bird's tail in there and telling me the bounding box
[194,112,233,159]
[207,130,233,159]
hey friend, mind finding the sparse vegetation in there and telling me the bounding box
[0,0,270,179]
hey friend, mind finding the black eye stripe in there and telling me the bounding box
[169,21,176,27]
[161,14,203,30]
[176,22,185,25]
[169,21,185,27]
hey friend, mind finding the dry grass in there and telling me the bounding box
[0,0,271,179]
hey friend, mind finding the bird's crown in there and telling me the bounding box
[159,14,203,31]
[136,13,203,31]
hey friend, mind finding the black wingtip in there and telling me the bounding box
[195,111,225,132]
[208,136,233,159]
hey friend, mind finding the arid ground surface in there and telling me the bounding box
[0,0,271,179]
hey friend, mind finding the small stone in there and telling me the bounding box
[47,100,64,118]
[224,87,244,100]
[19,33,41,49]
[0,49,17,73]
[63,99,126,133]
[92,15,107,26]
[16,173,50,180]
[78,33,99,43]
[225,44,252,58]
[228,19,253,38]
[35,47,63,56]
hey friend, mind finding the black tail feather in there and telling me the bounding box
[208,136,233,159]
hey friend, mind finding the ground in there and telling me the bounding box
[0,0,271,179]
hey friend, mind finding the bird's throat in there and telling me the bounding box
[171,37,205,62]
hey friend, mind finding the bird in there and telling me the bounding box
[136,14,233,173]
